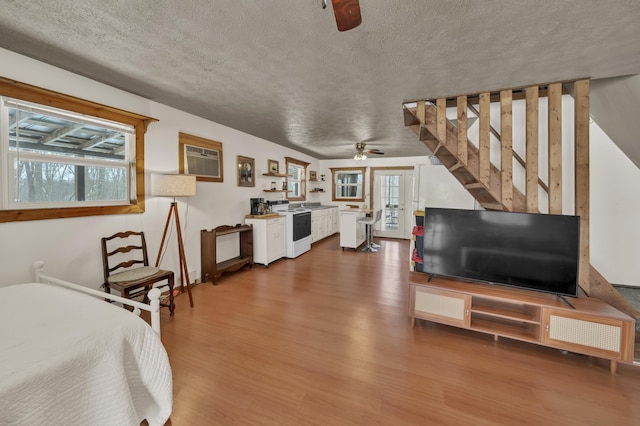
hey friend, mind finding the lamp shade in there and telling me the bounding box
[151,174,196,197]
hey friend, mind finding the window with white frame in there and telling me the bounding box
[2,97,134,208]
[331,167,366,202]
[0,77,152,223]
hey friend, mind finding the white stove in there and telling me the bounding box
[270,200,312,258]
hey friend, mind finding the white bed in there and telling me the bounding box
[0,263,173,425]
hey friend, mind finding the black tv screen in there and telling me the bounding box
[423,208,580,297]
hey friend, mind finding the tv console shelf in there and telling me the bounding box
[409,272,635,374]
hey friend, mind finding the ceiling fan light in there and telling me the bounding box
[354,153,366,161]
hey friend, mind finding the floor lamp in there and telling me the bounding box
[151,173,196,308]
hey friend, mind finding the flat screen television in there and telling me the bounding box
[422,208,580,297]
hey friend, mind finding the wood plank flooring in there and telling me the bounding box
[157,235,640,425]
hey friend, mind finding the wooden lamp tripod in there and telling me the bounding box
[151,174,196,308]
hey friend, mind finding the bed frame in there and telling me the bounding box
[33,261,162,336]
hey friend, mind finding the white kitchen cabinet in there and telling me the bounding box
[339,210,366,250]
[245,216,286,266]
[311,209,324,243]
[311,207,339,243]
[329,207,339,235]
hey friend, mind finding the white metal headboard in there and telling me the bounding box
[33,261,162,337]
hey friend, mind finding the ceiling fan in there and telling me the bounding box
[354,142,384,160]
[322,0,362,32]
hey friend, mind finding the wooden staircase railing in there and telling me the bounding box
[404,101,527,212]
[403,79,640,320]
[466,102,550,195]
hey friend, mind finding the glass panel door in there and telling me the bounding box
[372,169,413,239]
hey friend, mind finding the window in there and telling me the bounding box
[0,77,154,223]
[331,167,366,202]
[285,157,309,201]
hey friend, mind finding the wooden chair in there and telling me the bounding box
[101,231,175,316]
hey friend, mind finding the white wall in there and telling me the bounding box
[0,48,317,286]
[591,122,640,286]
[316,156,475,211]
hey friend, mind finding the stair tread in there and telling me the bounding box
[464,182,486,189]
[448,162,464,172]
[482,202,504,210]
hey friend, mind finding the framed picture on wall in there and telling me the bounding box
[268,159,279,174]
[237,156,255,187]
[309,170,318,181]
[179,132,224,182]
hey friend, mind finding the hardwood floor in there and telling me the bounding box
[158,236,640,425]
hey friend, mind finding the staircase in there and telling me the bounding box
[404,101,526,212]
[403,80,640,321]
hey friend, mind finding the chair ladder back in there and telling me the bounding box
[101,231,150,281]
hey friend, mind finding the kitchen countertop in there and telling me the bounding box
[245,213,282,219]
[340,208,373,214]
[308,205,339,210]
[290,203,338,210]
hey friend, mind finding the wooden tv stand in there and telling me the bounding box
[408,272,635,374]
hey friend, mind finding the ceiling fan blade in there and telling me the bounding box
[331,0,362,32]
[367,149,385,155]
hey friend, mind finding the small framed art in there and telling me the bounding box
[268,159,279,174]
[238,156,255,187]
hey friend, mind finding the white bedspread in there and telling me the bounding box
[0,283,172,426]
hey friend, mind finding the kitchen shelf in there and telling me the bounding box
[262,172,287,177]
[263,189,288,193]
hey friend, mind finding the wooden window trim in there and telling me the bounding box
[285,157,309,201]
[331,167,366,202]
[0,77,157,223]
[178,132,224,182]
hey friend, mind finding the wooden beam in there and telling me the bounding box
[468,102,549,195]
[416,101,426,125]
[548,82,563,214]
[412,81,574,108]
[403,105,420,126]
[457,96,468,165]
[421,102,528,211]
[436,98,446,142]
[574,79,590,293]
[526,86,539,213]
[479,92,490,186]
[500,90,513,212]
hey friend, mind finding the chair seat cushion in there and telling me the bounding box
[108,266,161,283]
[357,217,376,225]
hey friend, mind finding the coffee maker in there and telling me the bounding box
[250,198,267,215]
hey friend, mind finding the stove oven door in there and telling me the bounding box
[292,211,312,241]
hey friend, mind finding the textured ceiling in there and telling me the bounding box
[0,0,639,159]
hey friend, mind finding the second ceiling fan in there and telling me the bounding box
[322,0,362,32]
